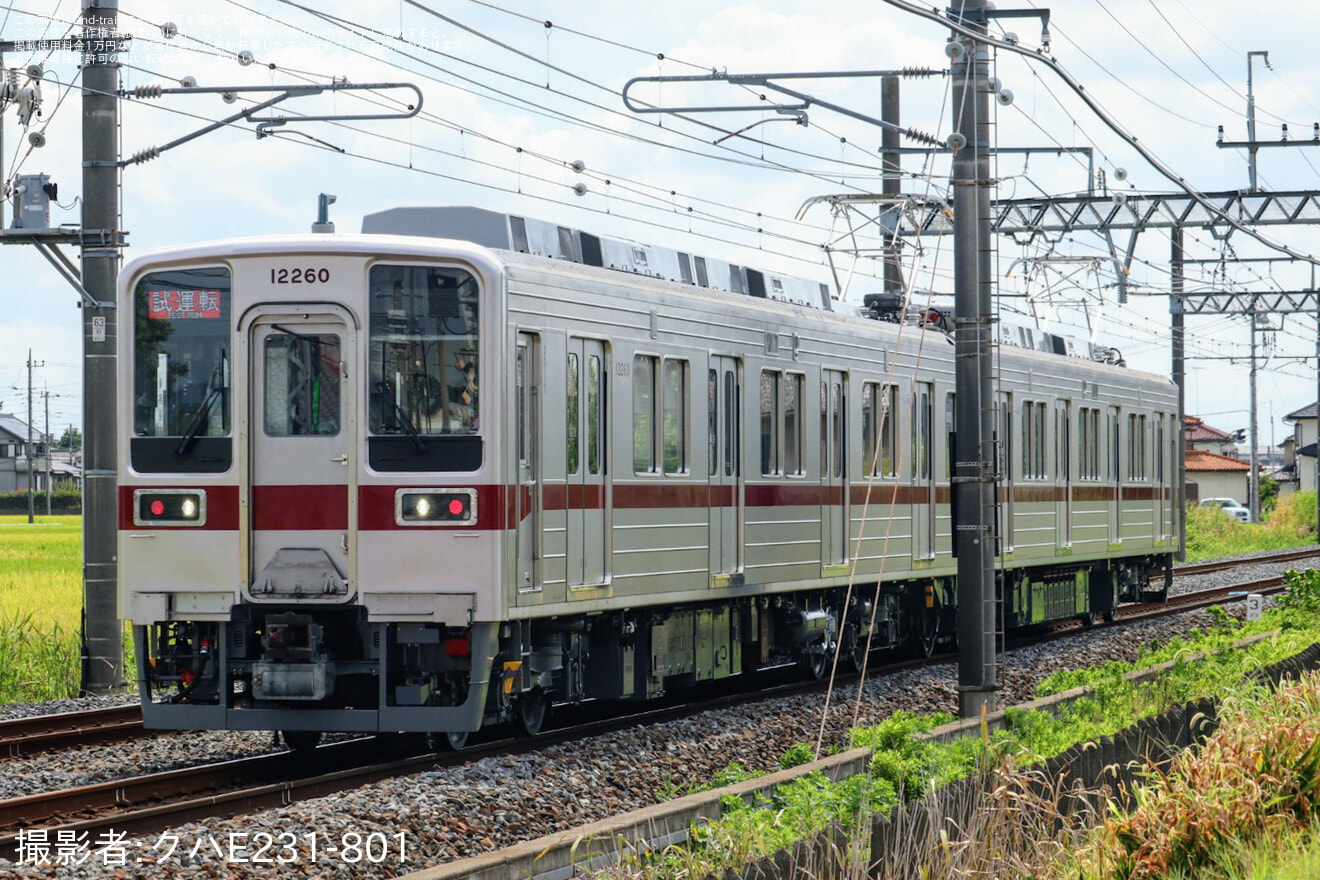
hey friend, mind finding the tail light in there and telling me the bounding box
[134,489,206,526]
[395,488,477,526]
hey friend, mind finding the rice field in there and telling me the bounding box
[0,515,85,702]
[0,515,83,629]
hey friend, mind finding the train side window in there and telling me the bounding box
[694,256,709,288]
[587,354,603,476]
[784,373,804,476]
[1022,400,1048,480]
[633,355,658,474]
[567,353,580,476]
[761,371,781,476]
[708,369,718,477]
[1079,407,1101,480]
[723,370,737,477]
[1128,413,1147,481]
[662,359,688,475]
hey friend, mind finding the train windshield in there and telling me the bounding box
[368,265,480,437]
[132,266,232,441]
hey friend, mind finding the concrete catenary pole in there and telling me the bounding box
[1171,227,1186,559]
[950,1,997,719]
[881,75,902,296]
[80,0,122,694]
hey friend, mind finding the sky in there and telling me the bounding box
[1,0,1319,452]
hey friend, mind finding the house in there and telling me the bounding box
[0,413,53,494]
[1185,449,1251,505]
[1282,402,1319,494]
[1184,415,1239,456]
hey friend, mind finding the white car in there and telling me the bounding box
[1199,497,1251,523]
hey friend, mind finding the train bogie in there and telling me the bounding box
[117,208,1178,742]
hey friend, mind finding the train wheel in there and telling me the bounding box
[1079,611,1097,628]
[428,730,469,751]
[513,688,550,737]
[281,730,321,752]
[799,645,829,680]
[1102,610,1117,624]
[842,622,867,673]
[918,607,940,658]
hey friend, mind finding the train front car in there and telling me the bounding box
[118,236,511,748]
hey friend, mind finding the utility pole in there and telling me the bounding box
[43,386,52,516]
[949,1,997,720]
[80,0,123,694]
[26,349,43,524]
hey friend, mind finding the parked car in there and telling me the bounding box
[1199,497,1251,523]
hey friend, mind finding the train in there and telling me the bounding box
[116,206,1178,749]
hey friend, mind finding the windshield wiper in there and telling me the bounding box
[175,349,227,457]
[373,381,427,452]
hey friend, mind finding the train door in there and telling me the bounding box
[709,355,742,581]
[912,382,935,562]
[1108,407,1121,545]
[516,333,541,596]
[566,337,608,588]
[1056,400,1072,547]
[821,370,848,566]
[246,308,356,601]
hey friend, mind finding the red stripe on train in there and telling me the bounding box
[252,484,348,530]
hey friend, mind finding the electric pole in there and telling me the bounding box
[43,386,53,516]
[949,1,998,719]
[26,349,43,524]
[80,0,122,694]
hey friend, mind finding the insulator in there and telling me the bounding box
[133,84,163,99]
[130,146,161,165]
[905,127,942,148]
[7,69,18,89]
[902,67,938,78]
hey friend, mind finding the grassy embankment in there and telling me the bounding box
[1185,489,1318,561]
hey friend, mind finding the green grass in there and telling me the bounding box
[612,588,1320,880]
[0,515,87,702]
[1185,490,1318,561]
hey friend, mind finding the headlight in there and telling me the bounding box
[134,489,207,526]
[395,488,477,526]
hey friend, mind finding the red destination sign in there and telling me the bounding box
[148,289,223,320]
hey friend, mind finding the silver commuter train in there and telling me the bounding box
[117,206,1178,747]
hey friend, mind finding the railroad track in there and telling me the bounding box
[1165,545,1320,579]
[0,705,145,758]
[0,546,1310,859]
[5,546,1315,762]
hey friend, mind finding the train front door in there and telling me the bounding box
[245,308,356,602]
[566,337,607,589]
[709,355,742,583]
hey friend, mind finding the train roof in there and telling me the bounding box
[361,206,834,311]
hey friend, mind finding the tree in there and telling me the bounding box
[58,426,82,451]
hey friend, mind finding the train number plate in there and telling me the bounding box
[270,267,330,284]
